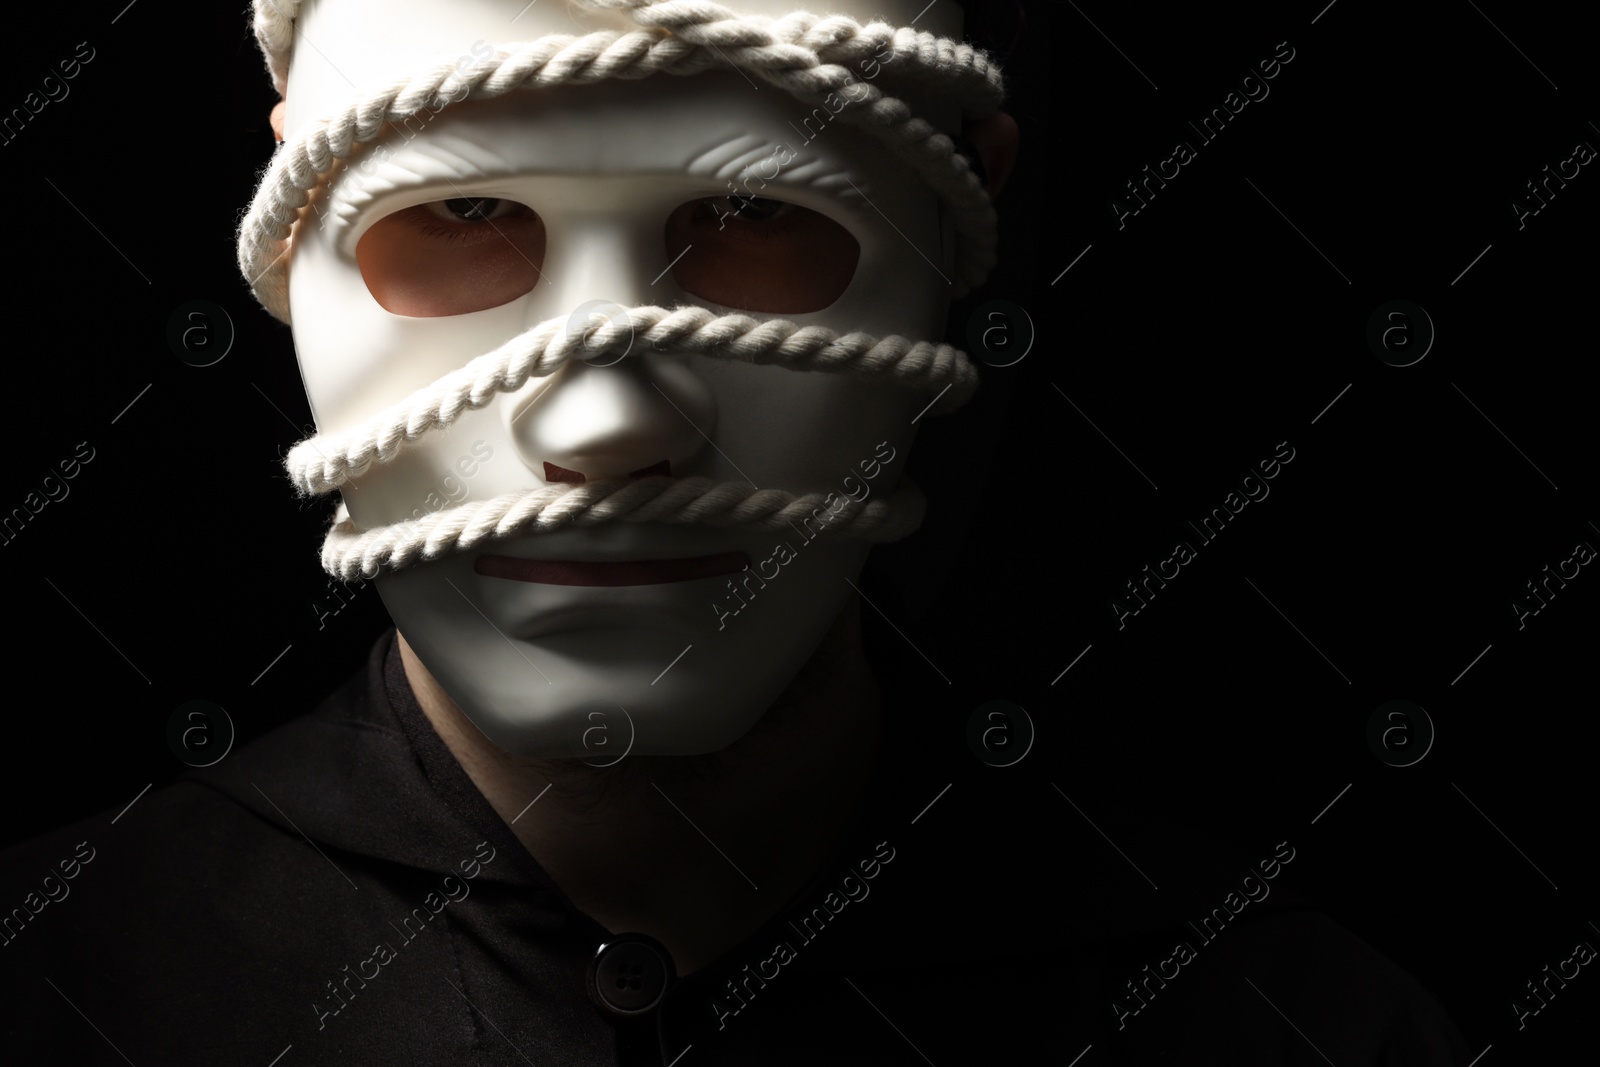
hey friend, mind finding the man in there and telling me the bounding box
[250,0,1018,982]
[1,1,1467,1062]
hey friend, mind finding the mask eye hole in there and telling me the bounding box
[356,197,546,317]
[663,197,859,313]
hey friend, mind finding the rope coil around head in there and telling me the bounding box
[321,478,927,580]
[287,305,977,496]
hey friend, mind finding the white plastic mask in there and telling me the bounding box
[239,0,1002,757]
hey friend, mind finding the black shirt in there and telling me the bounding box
[1,631,1468,1064]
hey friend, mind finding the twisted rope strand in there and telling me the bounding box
[287,305,976,496]
[322,478,928,580]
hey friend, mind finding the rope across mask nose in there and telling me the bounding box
[299,306,974,580]
[239,0,1007,581]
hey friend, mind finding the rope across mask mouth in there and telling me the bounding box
[240,0,1007,580]
[304,305,971,580]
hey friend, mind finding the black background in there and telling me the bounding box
[2,0,1595,1061]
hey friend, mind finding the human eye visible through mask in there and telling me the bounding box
[355,194,860,317]
[357,196,547,316]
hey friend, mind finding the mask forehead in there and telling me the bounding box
[326,79,885,206]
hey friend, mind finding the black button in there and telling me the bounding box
[587,933,676,1019]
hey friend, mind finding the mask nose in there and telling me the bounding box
[506,218,716,483]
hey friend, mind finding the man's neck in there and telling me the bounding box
[397,598,883,975]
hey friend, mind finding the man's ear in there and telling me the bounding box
[963,111,1019,199]
[270,99,287,142]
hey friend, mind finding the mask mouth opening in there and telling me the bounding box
[472,549,751,587]
[318,474,931,582]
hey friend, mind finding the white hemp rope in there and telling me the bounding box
[288,305,976,496]
[322,479,927,581]
[240,0,1004,579]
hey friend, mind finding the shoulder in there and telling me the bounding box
[0,691,425,1063]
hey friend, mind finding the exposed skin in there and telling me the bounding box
[271,93,1018,975]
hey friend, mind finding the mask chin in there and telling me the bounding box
[377,533,876,757]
